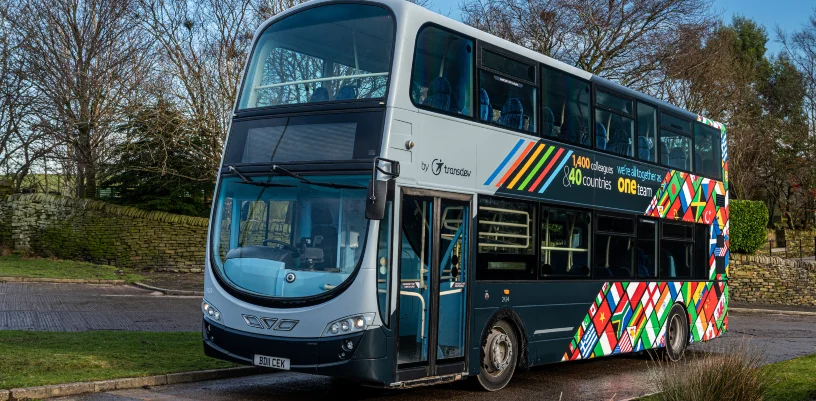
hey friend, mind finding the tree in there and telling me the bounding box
[9,0,151,198]
[103,100,213,216]
[460,0,714,93]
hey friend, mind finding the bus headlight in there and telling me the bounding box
[322,313,375,337]
[202,300,222,322]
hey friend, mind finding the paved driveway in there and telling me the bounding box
[0,282,201,332]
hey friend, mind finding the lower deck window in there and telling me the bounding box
[476,197,536,280]
[540,206,591,278]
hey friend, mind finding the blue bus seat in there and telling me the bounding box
[637,136,651,161]
[422,77,452,112]
[543,107,555,136]
[595,123,607,150]
[497,98,523,130]
[309,87,329,102]
[479,88,491,121]
[669,147,687,169]
[336,85,358,100]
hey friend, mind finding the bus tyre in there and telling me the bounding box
[477,320,518,391]
[665,304,689,362]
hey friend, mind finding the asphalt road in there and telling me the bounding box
[0,282,200,331]
[2,283,814,400]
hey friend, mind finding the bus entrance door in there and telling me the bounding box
[397,190,470,382]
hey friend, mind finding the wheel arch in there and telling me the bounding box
[479,307,529,371]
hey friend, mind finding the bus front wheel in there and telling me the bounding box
[477,320,518,391]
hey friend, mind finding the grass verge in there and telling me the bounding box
[0,331,234,389]
[765,353,816,400]
[0,254,143,282]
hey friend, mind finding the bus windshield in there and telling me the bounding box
[237,3,395,109]
[211,174,369,299]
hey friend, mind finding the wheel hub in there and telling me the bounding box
[486,329,513,372]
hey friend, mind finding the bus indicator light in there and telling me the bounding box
[503,289,510,295]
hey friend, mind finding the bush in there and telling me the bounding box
[651,341,770,401]
[730,199,768,254]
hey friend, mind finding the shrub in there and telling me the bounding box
[730,200,768,254]
[650,341,770,401]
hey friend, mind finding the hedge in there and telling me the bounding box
[730,199,768,254]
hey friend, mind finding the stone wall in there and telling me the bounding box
[729,253,816,307]
[0,194,208,272]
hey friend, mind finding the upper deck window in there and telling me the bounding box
[595,89,634,157]
[637,103,657,162]
[659,112,693,171]
[694,122,723,180]
[411,26,474,117]
[479,48,537,133]
[237,4,394,110]
[541,66,590,146]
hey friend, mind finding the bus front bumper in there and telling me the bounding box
[202,319,392,385]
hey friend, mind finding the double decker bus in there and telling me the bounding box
[202,0,730,391]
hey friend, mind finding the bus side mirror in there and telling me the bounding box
[366,180,388,220]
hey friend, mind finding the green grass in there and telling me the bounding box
[765,353,816,400]
[0,331,234,389]
[0,254,143,282]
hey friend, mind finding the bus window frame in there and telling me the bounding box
[408,22,478,122]
[234,1,398,115]
[476,42,540,135]
[593,86,637,158]
[693,121,723,181]
[538,203,594,280]
[475,195,538,281]
[593,212,636,280]
[657,110,695,172]
[658,220,696,280]
[540,64,593,150]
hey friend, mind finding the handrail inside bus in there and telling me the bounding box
[254,72,389,91]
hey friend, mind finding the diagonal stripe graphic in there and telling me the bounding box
[497,141,535,188]
[539,150,573,193]
[519,145,555,191]
[508,144,545,189]
[528,147,564,192]
[484,139,524,186]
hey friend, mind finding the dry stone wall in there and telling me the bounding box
[0,194,208,272]
[729,253,816,307]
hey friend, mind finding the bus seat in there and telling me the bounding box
[638,264,650,278]
[607,128,631,156]
[669,147,687,169]
[309,87,329,102]
[543,107,555,136]
[423,77,452,112]
[659,142,670,164]
[661,250,677,278]
[595,123,607,150]
[540,263,554,275]
[336,85,358,100]
[595,266,613,278]
[479,88,491,121]
[497,98,523,130]
[614,267,631,278]
[637,136,651,161]
[310,206,337,269]
[559,115,578,143]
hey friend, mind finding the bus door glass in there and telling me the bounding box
[397,191,470,377]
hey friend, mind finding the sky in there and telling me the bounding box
[428,0,816,56]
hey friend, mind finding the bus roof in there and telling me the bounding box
[258,0,714,126]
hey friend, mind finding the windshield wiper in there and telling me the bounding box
[228,166,295,188]
[272,165,366,190]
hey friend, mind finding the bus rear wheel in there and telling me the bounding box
[665,304,689,362]
[477,320,518,391]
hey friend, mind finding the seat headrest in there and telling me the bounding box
[309,87,329,102]
[501,98,523,115]
[336,85,358,100]
[428,77,452,96]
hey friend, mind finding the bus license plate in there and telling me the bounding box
[253,354,290,370]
